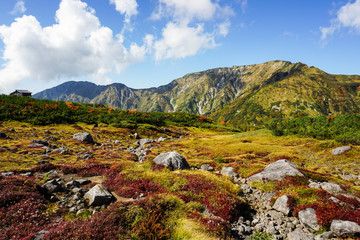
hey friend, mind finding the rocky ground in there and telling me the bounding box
[1,123,360,239]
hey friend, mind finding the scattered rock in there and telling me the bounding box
[134,133,140,139]
[1,171,14,176]
[320,182,343,194]
[153,152,190,170]
[287,229,314,240]
[77,179,92,185]
[0,131,7,138]
[139,138,153,146]
[200,164,214,171]
[331,146,351,155]
[73,133,94,143]
[32,230,49,240]
[298,208,320,231]
[241,184,252,194]
[330,220,360,237]
[42,179,63,193]
[31,140,49,146]
[84,184,115,206]
[158,137,167,142]
[80,154,94,159]
[273,195,291,215]
[247,159,304,182]
[66,180,80,189]
[29,143,46,148]
[221,166,239,178]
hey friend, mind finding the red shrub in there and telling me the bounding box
[274,176,309,191]
[77,163,111,177]
[103,174,165,198]
[30,163,56,173]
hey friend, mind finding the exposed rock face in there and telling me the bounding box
[247,159,304,182]
[84,184,115,207]
[73,133,94,143]
[153,152,190,170]
[330,220,360,237]
[221,166,239,178]
[331,146,351,155]
[273,195,291,215]
[298,208,320,231]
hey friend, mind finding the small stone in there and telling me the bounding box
[200,164,214,171]
[73,133,94,143]
[241,184,252,194]
[221,166,239,178]
[331,146,351,155]
[69,207,77,213]
[42,179,63,193]
[320,182,343,194]
[0,131,7,138]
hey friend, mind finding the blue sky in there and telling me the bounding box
[0,0,359,94]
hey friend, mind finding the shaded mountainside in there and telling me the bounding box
[34,60,360,128]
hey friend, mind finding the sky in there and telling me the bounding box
[0,0,359,94]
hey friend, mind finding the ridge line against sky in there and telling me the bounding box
[0,0,359,94]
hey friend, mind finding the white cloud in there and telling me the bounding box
[110,0,138,23]
[155,0,217,22]
[10,1,26,15]
[153,22,216,61]
[0,0,146,93]
[151,0,233,61]
[321,0,360,40]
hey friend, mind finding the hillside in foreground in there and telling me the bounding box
[1,97,360,239]
[34,60,360,129]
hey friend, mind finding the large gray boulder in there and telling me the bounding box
[331,146,351,155]
[221,166,239,178]
[73,132,94,143]
[330,220,360,237]
[84,184,115,206]
[273,195,291,215]
[298,208,320,231]
[247,159,304,182]
[153,152,190,170]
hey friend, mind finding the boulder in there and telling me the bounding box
[273,195,291,215]
[221,167,239,178]
[84,184,115,207]
[42,179,63,193]
[158,137,167,142]
[153,152,190,170]
[331,146,351,155]
[1,171,14,176]
[320,182,343,194]
[73,133,94,143]
[287,229,314,240]
[247,159,303,182]
[298,208,320,231]
[330,220,360,237]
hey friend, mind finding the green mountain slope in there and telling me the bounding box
[34,60,360,128]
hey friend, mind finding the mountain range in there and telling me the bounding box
[34,60,360,128]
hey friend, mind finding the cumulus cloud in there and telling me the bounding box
[10,1,26,15]
[0,0,146,93]
[151,0,232,61]
[110,0,138,23]
[320,0,360,40]
[154,22,216,61]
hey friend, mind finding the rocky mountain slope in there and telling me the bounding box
[34,60,360,128]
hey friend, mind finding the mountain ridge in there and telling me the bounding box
[34,60,360,128]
